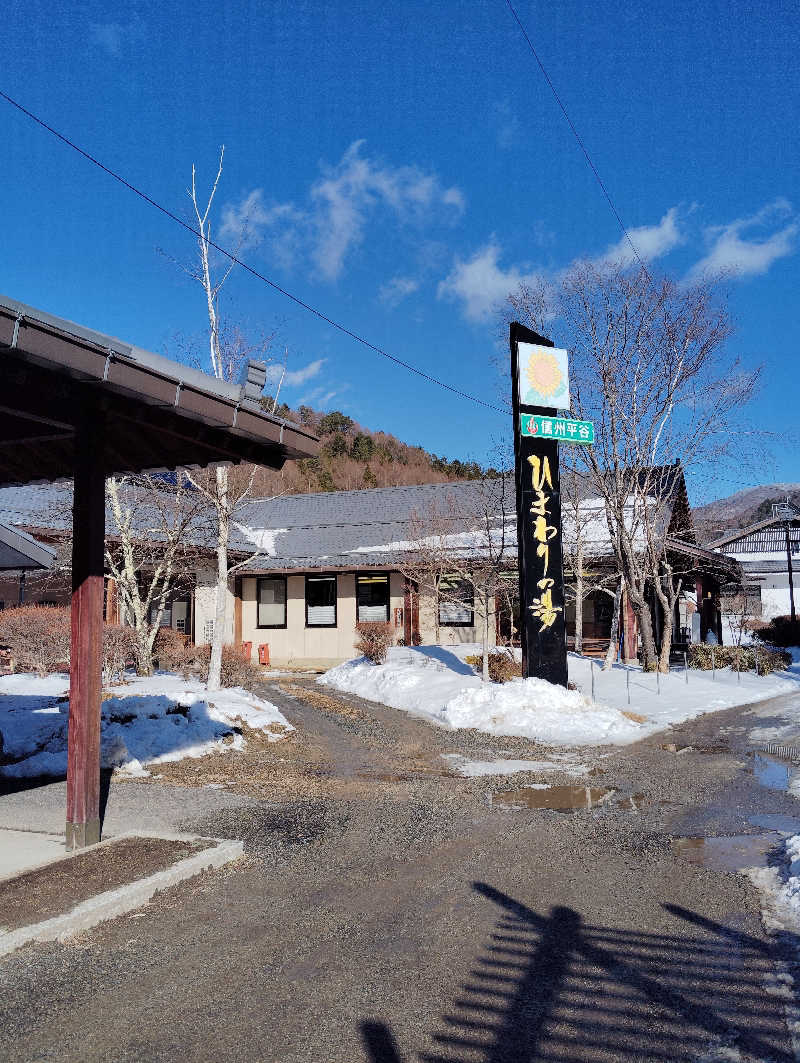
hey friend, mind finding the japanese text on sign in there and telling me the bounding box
[526,454,563,633]
[520,413,594,445]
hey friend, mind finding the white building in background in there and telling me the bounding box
[709,501,800,622]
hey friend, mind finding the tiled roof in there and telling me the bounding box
[235,480,516,570]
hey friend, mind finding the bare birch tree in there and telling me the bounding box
[105,473,203,675]
[505,261,759,671]
[182,149,280,690]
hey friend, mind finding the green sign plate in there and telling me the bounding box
[520,413,594,445]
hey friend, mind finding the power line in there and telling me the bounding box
[502,0,652,282]
[0,89,506,415]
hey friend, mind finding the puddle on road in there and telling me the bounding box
[748,813,800,834]
[672,834,781,872]
[752,753,794,791]
[493,785,614,812]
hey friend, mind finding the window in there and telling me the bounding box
[257,576,287,628]
[306,574,337,627]
[357,574,389,623]
[438,576,474,627]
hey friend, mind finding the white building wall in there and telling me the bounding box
[194,567,234,645]
[234,569,493,666]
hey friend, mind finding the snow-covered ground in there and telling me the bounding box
[319,644,800,747]
[0,673,291,778]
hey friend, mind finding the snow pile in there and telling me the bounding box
[319,644,799,747]
[749,833,800,929]
[0,672,291,778]
[319,647,645,746]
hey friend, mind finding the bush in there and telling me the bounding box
[355,622,394,664]
[687,643,791,675]
[464,650,522,683]
[219,644,265,688]
[153,627,191,671]
[753,615,800,649]
[103,624,137,684]
[0,605,71,675]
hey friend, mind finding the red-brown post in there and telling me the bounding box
[66,414,105,849]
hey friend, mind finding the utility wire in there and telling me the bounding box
[503,0,652,283]
[0,88,506,415]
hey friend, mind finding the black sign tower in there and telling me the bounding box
[510,321,569,686]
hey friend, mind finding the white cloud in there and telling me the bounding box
[310,141,464,280]
[219,192,304,270]
[494,100,521,150]
[437,240,540,322]
[687,199,798,281]
[596,207,685,268]
[264,358,325,389]
[90,18,144,57]
[219,142,464,283]
[378,275,420,307]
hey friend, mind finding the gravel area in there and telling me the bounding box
[0,682,798,1062]
[0,837,211,932]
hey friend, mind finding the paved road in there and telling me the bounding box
[2,683,800,1063]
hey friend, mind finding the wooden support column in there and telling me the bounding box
[66,413,105,850]
[233,577,243,646]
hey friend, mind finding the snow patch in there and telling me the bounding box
[441,753,588,777]
[0,672,291,778]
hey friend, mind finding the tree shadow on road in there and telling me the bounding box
[362,881,797,1062]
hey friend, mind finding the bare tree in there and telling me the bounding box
[400,477,516,680]
[561,460,621,661]
[182,149,279,690]
[105,473,203,675]
[505,261,758,671]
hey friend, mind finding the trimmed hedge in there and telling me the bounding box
[687,642,791,676]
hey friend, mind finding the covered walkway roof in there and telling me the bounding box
[0,294,319,850]
[0,295,318,483]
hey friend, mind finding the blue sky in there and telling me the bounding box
[2,0,798,502]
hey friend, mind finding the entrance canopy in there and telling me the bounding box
[0,294,319,850]
[0,295,318,482]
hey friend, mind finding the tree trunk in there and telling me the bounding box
[482,591,490,682]
[207,466,230,692]
[602,579,622,671]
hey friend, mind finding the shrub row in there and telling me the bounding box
[753,615,800,649]
[687,642,791,675]
[0,607,263,689]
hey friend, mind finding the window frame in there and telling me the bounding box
[356,572,390,624]
[256,575,288,630]
[438,575,475,628]
[305,573,338,628]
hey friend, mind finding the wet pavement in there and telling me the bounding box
[1,683,800,1062]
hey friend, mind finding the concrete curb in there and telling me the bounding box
[0,831,243,958]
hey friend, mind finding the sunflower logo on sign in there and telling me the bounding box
[519,344,570,407]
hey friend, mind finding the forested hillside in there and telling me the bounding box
[695,483,800,541]
[251,400,498,495]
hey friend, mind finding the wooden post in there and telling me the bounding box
[233,577,243,646]
[66,414,105,849]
